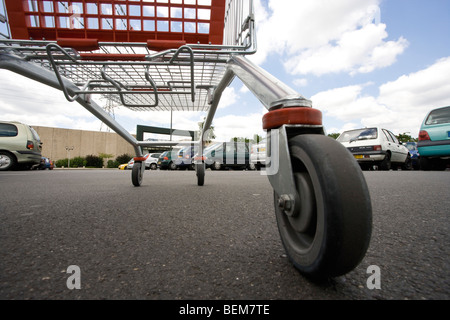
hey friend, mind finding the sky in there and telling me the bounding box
[1,0,450,143]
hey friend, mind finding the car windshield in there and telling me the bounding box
[204,142,221,152]
[405,143,416,151]
[337,128,378,143]
[425,106,450,125]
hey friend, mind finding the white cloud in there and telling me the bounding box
[312,57,450,136]
[292,78,308,88]
[217,87,237,109]
[285,24,408,76]
[252,0,408,76]
[378,57,450,112]
[213,109,266,142]
[0,70,102,130]
[312,84,383,122]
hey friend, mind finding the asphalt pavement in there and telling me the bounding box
[0,168,448,300]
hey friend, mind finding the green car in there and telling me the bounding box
[418,106,450,170]
[0,121,42,170]
[157,149,181,170]
[203,141,255,170]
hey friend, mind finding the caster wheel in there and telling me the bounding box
[275,134,372,278]
[132,162,144,186]
[196,163,205,186]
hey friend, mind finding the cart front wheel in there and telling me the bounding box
[275,134,372,278]
[132,162,144,187]
[196,163,205,186]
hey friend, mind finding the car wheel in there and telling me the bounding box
[169,162,177,170]
[0,151,16,171]
[380,153,391,171]
[401,154,413,170]
[150,163,157,170]
[419,157,431,171]
[212,161,222,170]
[247,162,256,170]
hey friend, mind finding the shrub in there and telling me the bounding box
[55,158,68,167]
[116,153,133,164]
[107,160,120,168]
[71,156,86,168]
[85,154,103,168]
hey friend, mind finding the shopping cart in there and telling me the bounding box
[0,0,372,278]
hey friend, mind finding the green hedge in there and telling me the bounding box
[55,154,132,168]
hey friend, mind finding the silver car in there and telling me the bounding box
[337,127,411,170]
[127,152,162,170]
[0,121,42,170]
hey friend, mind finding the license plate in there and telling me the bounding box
[354,155,363,159]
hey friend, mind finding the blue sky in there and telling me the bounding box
[1,0,449,142]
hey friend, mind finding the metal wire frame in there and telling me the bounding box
[0,0,255,112]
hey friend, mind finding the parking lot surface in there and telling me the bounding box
[0,169,449,300]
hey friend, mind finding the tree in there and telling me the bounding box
[230,134,263,144]
[252,134,263,144]
[328,133,340,140]
[198,117,216,143]
[396,133,417,143]
[230,137,250,143]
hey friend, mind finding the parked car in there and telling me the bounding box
[176,145,197,170]
[337,127,411,170]
[404,142,420,170]
[34,156,54,170]
[201,141,255,170]
[0,120,42,171]
[417,106,450,170]
[127,152,162,170]
[118,163,128,170]
[157,149,181,170]
[250,139,266,170]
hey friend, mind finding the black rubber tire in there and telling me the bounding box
[169,162,177,170]
[401,154,412,170]
[131,162,143,187]
[196,163,205,186]
[380,153,391,171]
[212,161,221,170]
[274,134,372,278]
[0,151,16,171]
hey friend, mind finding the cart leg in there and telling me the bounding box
[264,108,372,278]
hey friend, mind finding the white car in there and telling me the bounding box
[250,139,266,170]
[127,152,162,170]
[337,127,411,170]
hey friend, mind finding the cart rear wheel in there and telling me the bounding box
[275,134,372,278]
[132,162,144,186]
[196,163,205,186]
